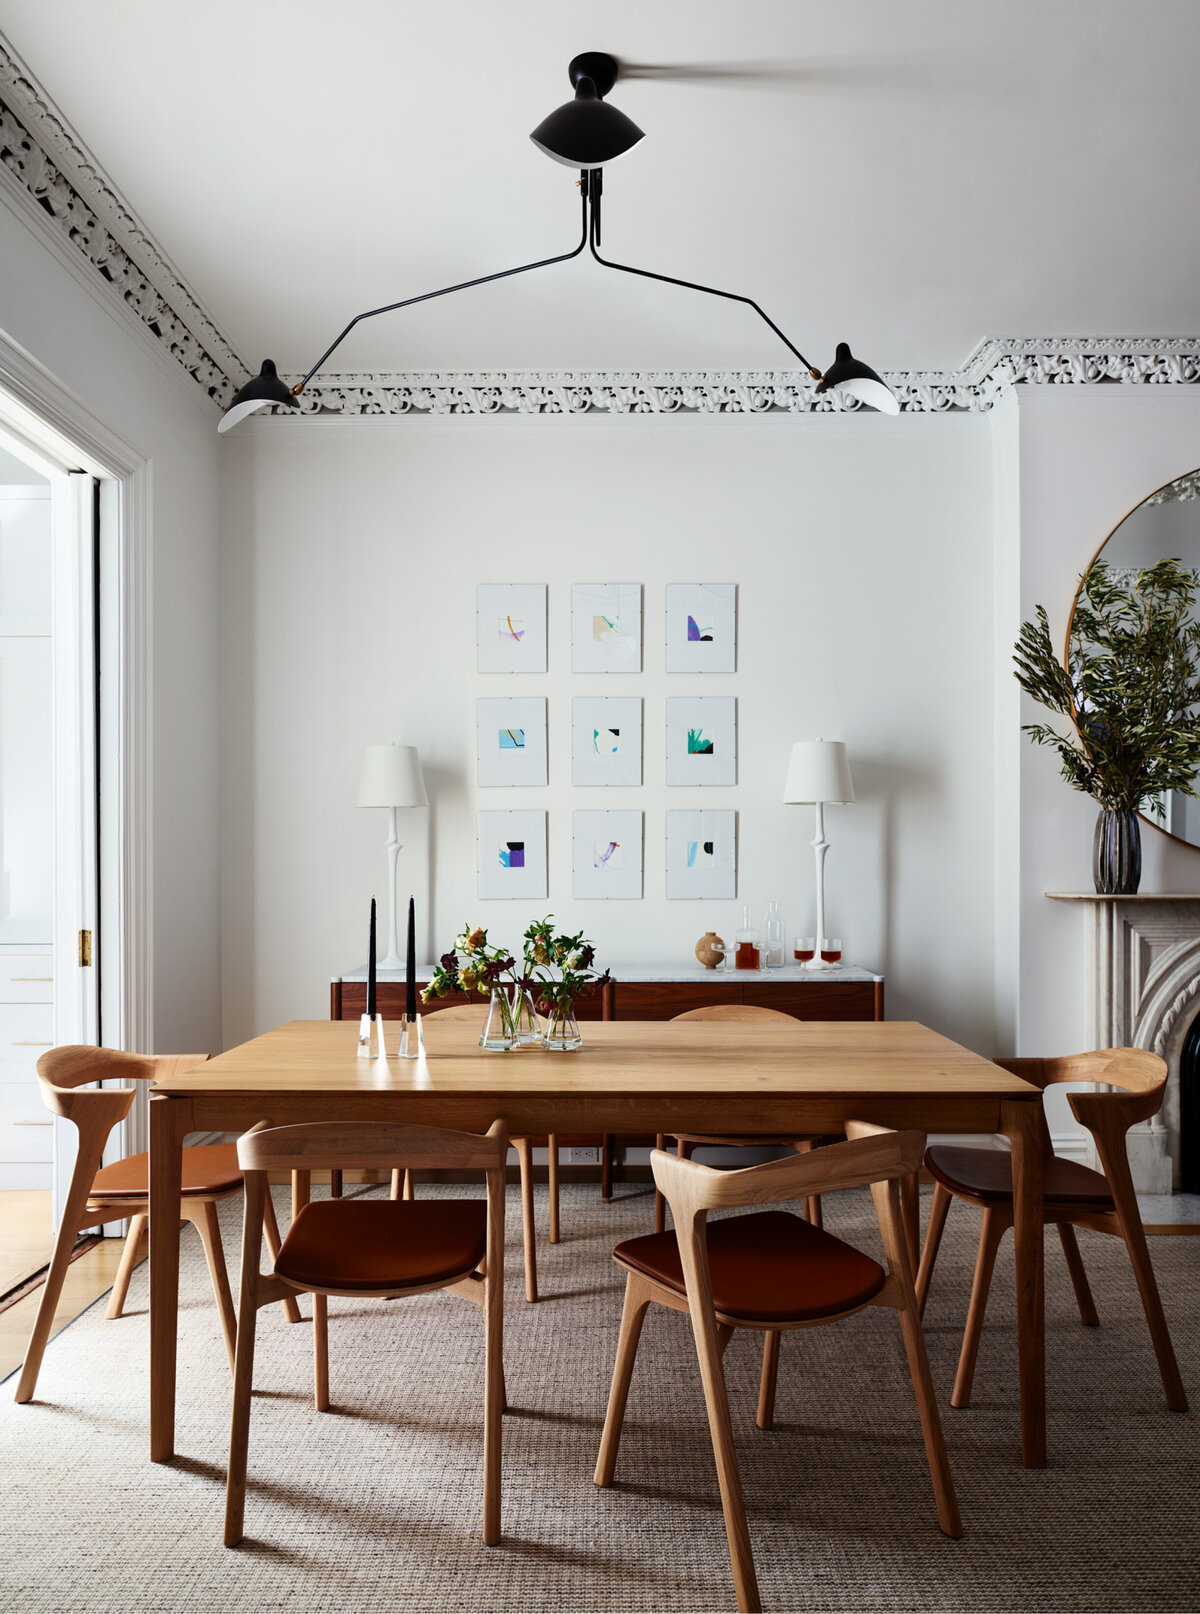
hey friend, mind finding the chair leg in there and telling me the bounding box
[901,1172,921,1273]
[224,1176,267,1547]
[1103,1182,1189,1411]
[313,1293,329,1411]
[952,1207,1008,1409]
[654,1136,666,1233]
[106,1214,148,1320]
[915,1182,952,1318]
[594,1273,652,1487]
[329,1169,342,1199]
[390,1168,400,1199]
[548,1133,560,1244]
[261,1188,303,1323]
[689,1302,761,1611]
[515,1136,537,1303]
[756,1331,781,1431]
[404,1169,415,1200]
[896,1296,963,1537]
[1057,1223,1099,1327]
[188,1201,238,1376]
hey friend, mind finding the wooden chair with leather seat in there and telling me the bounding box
[14,1045,298,1405]
[914,1048,1188,1414]
[656,1005,830,1234]
[224,1118,507,1548]
[595,1122,961,1614]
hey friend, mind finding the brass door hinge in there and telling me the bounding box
[78,930,92,967]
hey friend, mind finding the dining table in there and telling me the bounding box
[148,1016,1047,1466]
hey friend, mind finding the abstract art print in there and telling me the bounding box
[666,809,737,899]
[666,696,736,786]
[477,697,547,786]
[477,583,547,673]
[665,582,737,673]
[477,810,548,899]
[573,809,643,899]
[571,696,642,786]
[572,582,642,672]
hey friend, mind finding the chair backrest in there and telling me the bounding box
[35,1046,209,1129]
[238,1118,508,1174]
[671,1005,796,1024]
[996,1048,1166,1137]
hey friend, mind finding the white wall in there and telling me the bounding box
[220,410,996,1051]
[0,191,223,1053]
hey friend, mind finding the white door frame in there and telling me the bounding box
[0,330,153,1165]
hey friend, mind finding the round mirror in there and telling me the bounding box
[1076,467,1200,849]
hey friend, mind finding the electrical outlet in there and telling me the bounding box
[568,1146,600,1165]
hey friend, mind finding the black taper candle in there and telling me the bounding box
[406,896,417,1018]
[367,897,377,1018]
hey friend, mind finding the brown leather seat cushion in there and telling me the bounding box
[89,1143,243,1199]
[614,1210,886,1323]
[926,1144,1113,1206]
[275,1199,487,1293]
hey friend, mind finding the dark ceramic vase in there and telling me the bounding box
[1092,809,1142,894]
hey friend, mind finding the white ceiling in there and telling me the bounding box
[4,0,1200,377]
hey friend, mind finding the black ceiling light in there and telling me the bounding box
[529,52,645,168]
[218,52,898,431]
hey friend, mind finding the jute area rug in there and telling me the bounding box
[1,1182,1197,1614]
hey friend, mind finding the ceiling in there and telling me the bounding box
[3,0,1199,378]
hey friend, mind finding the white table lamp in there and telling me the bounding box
[357,744,427,969]
[783,740,854,964]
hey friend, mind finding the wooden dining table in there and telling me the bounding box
[148,1017,1048,1466]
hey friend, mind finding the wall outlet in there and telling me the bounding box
[568,1146,600,1165]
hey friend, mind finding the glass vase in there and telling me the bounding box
[543,1003,582,1051]
[1093,809,1142,894]
[511,986,544,1047]
[479,987,517,1052]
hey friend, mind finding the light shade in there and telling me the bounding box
[815,343,900,416]
[530,78,645,169]
[783,740,855,805]
[357,744,427,808]
[217,359,300,434]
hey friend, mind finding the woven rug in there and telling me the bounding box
[1,1182,1197,1614]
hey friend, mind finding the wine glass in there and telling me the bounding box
[793,936,815,964]
[820,937,842,965]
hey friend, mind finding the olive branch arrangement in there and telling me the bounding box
[1013,557,1200,816]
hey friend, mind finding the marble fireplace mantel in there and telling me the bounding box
[1048,893,1200,1192]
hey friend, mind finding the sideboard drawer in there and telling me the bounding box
[613,981,744,1020]
[742,981,880,1020]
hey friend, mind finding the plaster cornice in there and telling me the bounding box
[2,34,1200,421]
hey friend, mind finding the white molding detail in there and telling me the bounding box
[3,35,1200,419]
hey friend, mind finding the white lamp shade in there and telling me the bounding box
[783,740,855,805]
[356,744,427,808]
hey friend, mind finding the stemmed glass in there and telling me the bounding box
[793,936,815,965]
[820,937,843,966]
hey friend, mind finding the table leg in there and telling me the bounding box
[150,1094,190,1463]
[1001,1098,1045,1468]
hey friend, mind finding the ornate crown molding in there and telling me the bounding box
[2,34,1200,421]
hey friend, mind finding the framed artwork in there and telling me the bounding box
[476,696,547,787]
[572,810,643,899]
[571,696,642,786]
[666,809,737,899]
[477,810,548,899]
[665,582,737,673]
[666,695,737,786]
[477,583,547,673]
[571,582,642,673]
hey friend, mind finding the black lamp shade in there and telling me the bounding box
[530,79,645,169]
[217,359,300,433]
[815,342,900,415]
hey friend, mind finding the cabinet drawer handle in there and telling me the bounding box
[10,976,52,983]
[12,1119,52,1126]
[11,1041,53,1047]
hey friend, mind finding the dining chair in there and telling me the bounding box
[14,1045,298,1405]
[657,1005,828,1234]
[595,1122,961,1613]
[224,1118,507,1547]
[914,1048,1188,1414]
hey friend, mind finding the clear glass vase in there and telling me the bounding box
[479,987,517,1052]
[543,1002,582,1051]
[511,986,544,1047]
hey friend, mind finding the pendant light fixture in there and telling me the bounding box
[219,53,898,431]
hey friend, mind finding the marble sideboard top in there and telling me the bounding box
[336,961,881,984]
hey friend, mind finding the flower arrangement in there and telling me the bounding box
[422,925,517,1003]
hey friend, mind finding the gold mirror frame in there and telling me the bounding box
[1066,465,1200,853]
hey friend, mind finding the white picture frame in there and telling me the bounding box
[573,810,643,899]
[665,582,737,673]
[666,695,737,786]
[476,696,547,787]
[571,696,642,787]
[571,582,642,673]
[477,810,548,900]
[666,809,737,899]
[477,583,547,673]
